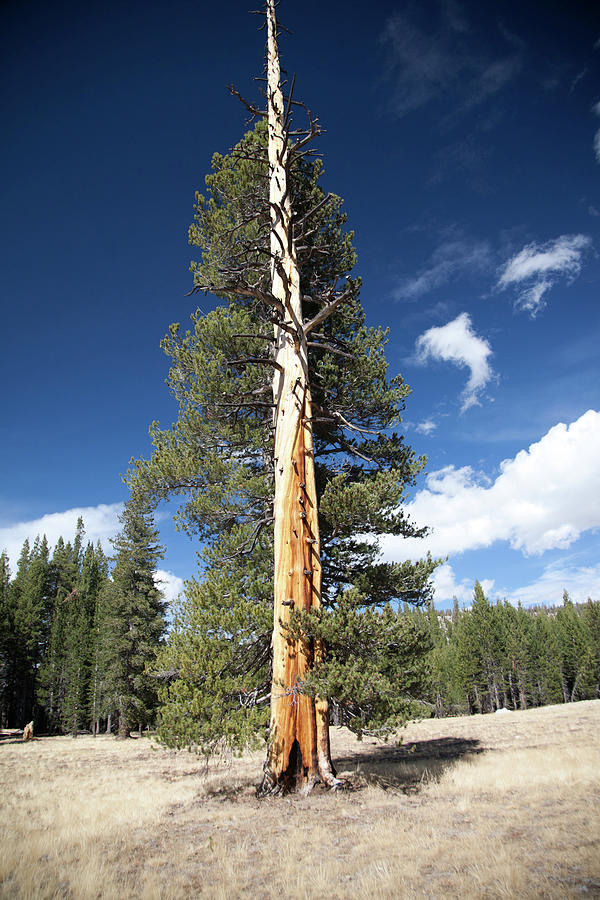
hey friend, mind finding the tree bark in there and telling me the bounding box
[261,0,338,795]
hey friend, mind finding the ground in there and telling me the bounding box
[1,700,599,898]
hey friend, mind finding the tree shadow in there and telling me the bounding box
[334,736,482,793]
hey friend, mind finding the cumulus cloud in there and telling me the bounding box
[415,312,493,411]
[380,409,600,562]
[395,238,492,300]
[155,569,185,605]
[0,503,124,571]
[497,234,592,316]
[431,563,495,606]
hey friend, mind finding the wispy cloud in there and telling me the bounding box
[381,409,600,562]
[593,100,600,163]
[395,238,492,300]
[497,233,592,315]
[415,312,493,412]
[415,419,438,436]
[381,2,522,121]
[0,503,124,571]
[503,562,600,607]
[569,67,588,93]
[431,559,600,607]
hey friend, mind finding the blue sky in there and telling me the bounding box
[1,0,599,609]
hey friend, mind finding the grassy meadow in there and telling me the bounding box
[1,699,599,899]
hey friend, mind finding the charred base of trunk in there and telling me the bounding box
[257,741,340,797]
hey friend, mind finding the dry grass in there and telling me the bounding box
[1,700,599,899]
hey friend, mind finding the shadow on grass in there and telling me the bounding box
[334,736,482,793]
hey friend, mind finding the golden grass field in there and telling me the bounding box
[1,699,599,899]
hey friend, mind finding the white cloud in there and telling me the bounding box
[503,563,600,607]
[395,238,491,299]
[416,419,438,436]
[381,6,521,120]
[0,506,185,604]
[432,560,600,608]
[381,410,600,562]
[155,569,185,605]
[0,503,123,571]
[431,563,495,606]
[498,234,592,316]
[415,312,493,411]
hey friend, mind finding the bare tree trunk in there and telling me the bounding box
[261,0,338,795]
[117,700,128,739]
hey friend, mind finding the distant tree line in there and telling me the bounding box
[417,581,600,717]
[2,521,598,737]
[0,498,167,736]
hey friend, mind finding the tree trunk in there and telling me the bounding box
[260,0,338,795]
[105,713,112,735]
[117,701,128,739]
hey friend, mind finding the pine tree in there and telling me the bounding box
[60,539,108,736]
[580,599,600,699]
[469,582,505,712]
[0,537,53,728]
[556,591,594,702]
[37,527,84,731]
[0,550,13,727]
[87,543,111,734]
[103,496,166,738]
[529,608,563,707]
[134,1,436,792]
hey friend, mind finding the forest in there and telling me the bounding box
[0,499,166,736]
[1,512,598,735]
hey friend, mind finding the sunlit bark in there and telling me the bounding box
[261,0,339,794]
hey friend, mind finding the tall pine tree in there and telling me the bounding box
[134,1,436,792]
[103,496,166,738]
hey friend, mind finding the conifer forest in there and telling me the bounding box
[1,517,598,736]
[0,502,167,736]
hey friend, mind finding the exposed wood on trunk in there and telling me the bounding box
[261,0,339,795]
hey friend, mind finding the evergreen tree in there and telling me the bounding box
[134,2,436,791]
[501,601,534,710]
[580,599,600,699]
[37,526,84,731]
[1,537,53,727]
[88,543,112,734]
[103,496,166,738]
[555,591,594,702]
[0,550,13,727]
[60,539,108,736]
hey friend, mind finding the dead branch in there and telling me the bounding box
[226,356,284,373]
[303,281,355,334]
[228,84,266,119]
